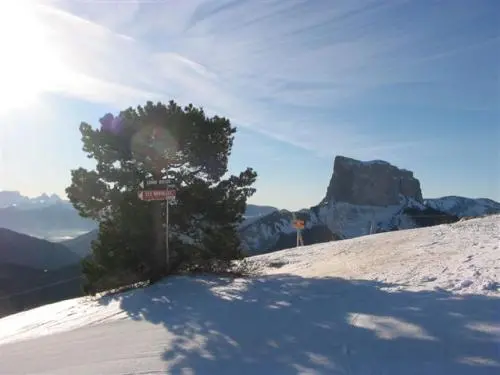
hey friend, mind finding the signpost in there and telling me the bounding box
[137,126,182,273]
[292,215,305,247]
[138,180,176,201]
[137,189,176,201]
[140,179,172,188]
[138,178,176,270]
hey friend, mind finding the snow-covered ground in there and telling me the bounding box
[0,215,499,374]
[251,214,500,295]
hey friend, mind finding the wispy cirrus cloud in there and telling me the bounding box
[3,0,498,157]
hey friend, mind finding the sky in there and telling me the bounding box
[0,0,498,210]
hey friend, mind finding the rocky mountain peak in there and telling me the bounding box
[0,191,63,208]
[0,191,25,208]
[322,155,423,206]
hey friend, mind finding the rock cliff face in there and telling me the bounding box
[322,156,423,206]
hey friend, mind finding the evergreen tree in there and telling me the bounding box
[66,101,256,293]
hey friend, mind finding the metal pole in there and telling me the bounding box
[165,173,170,271]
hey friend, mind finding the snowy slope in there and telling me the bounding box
[0,215,499,374]
[425,196,500,217]
[251,214,500,295]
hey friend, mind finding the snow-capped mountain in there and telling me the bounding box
[0,191,26,208]
[0,191,97,240]
[424,196,500,217]
[240,156,499,255]
[241,204,278,227]
[0,191,64,209]
[240,196,437,254]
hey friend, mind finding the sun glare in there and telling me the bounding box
[0,1,64,114]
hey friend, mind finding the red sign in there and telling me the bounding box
[293,220,305,229]
[138,189,176,201]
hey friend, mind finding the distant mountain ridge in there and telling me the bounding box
[424,196,500,217]
[1,174,498,257]
[241,204,278,227]
[0,191,277,242]
[0,229,84,318]
[0,192,95,240]
[239,156,500,255]
[0,202,97,241]
[61,229,98,258]
[0,191,64,209]
[0,228,81,270]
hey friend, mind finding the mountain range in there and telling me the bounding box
[1,156,499,252]
[0,228,81,270]
[1,155,499,317]
[0,191,63,209]
[0,194,282,317]
[0,192,96,241]
[239,156,500,254]
[0,191,278,241]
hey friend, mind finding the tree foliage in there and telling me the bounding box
[67,101,257,294]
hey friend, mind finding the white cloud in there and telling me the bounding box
[1,0,495,155]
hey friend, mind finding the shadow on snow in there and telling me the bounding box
[99,274,500,375]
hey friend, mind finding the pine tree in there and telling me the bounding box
[66,101,257,293]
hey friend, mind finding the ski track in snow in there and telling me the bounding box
[0,215,499,374]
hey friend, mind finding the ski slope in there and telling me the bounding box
[0,215,499,374]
